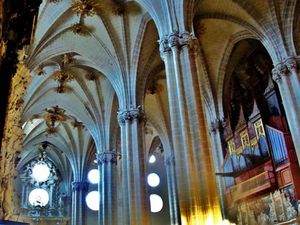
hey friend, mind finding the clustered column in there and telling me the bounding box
[272,57,300,162]
[117,106,150,225]
[97,151,120,225]
[71,181,88,225]
[159,32,222,224]
[209,119,227,217]
[164,155,181,225]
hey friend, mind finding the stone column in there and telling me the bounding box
[159,32,222,224]
[164,155,181,225]
[71,181,88,225]
[272,57,300,163]
[21,181,26,208]
[117,106,150,225]
[65,195,72,218]
[25,185,30,209]
[97,151,120,225]
[209,119,227,217]
[49,185,54,209]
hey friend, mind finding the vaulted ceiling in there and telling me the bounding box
[20,0,300,180]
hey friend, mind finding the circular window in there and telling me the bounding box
[147,173,160,187]
[149,155,156,163]
[86,191,99,211]
[88,169,99,184]
[32,162,50,182]
[149,194,163,213]
[29,188,49,207]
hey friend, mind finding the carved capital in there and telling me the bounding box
[285,57,298,74]
[272,57,300,82]
[159,38,171,60]
[164,155,175,167]
[97,151,121,165]
[117,105,145,125]
[168,32,180,48]
[72,181,88,192]
[179,32,199,51]
[272,63,288,82]
[159,31,199,57]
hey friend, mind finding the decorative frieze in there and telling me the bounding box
[97,151,121,165]
[159,31,199,57]
[272,57,299,82]
[117,105,145,125]
[71,181,88,192]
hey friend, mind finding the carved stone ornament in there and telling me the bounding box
[117,105,145,125]
[44,105,66,131]
[0,47,31,219]
[71,0,100,18]
[159,31,199,57]
[272,63,288,82]
[285,57,298,73]
[70,22,90,36]
[97,151,121,165]
[272,56,299,82]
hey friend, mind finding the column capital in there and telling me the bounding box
[272,63,288,82]
[71,181,88,192]
[285,57,298,74]
[117,105,145,125]
[159,38,171,60]
[179,32,199,50]
[164,155,175,167]
[97,151,121,165]
[159,31,199,57]
[272,56,300,82]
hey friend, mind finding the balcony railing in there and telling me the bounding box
[229,171,274,202]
